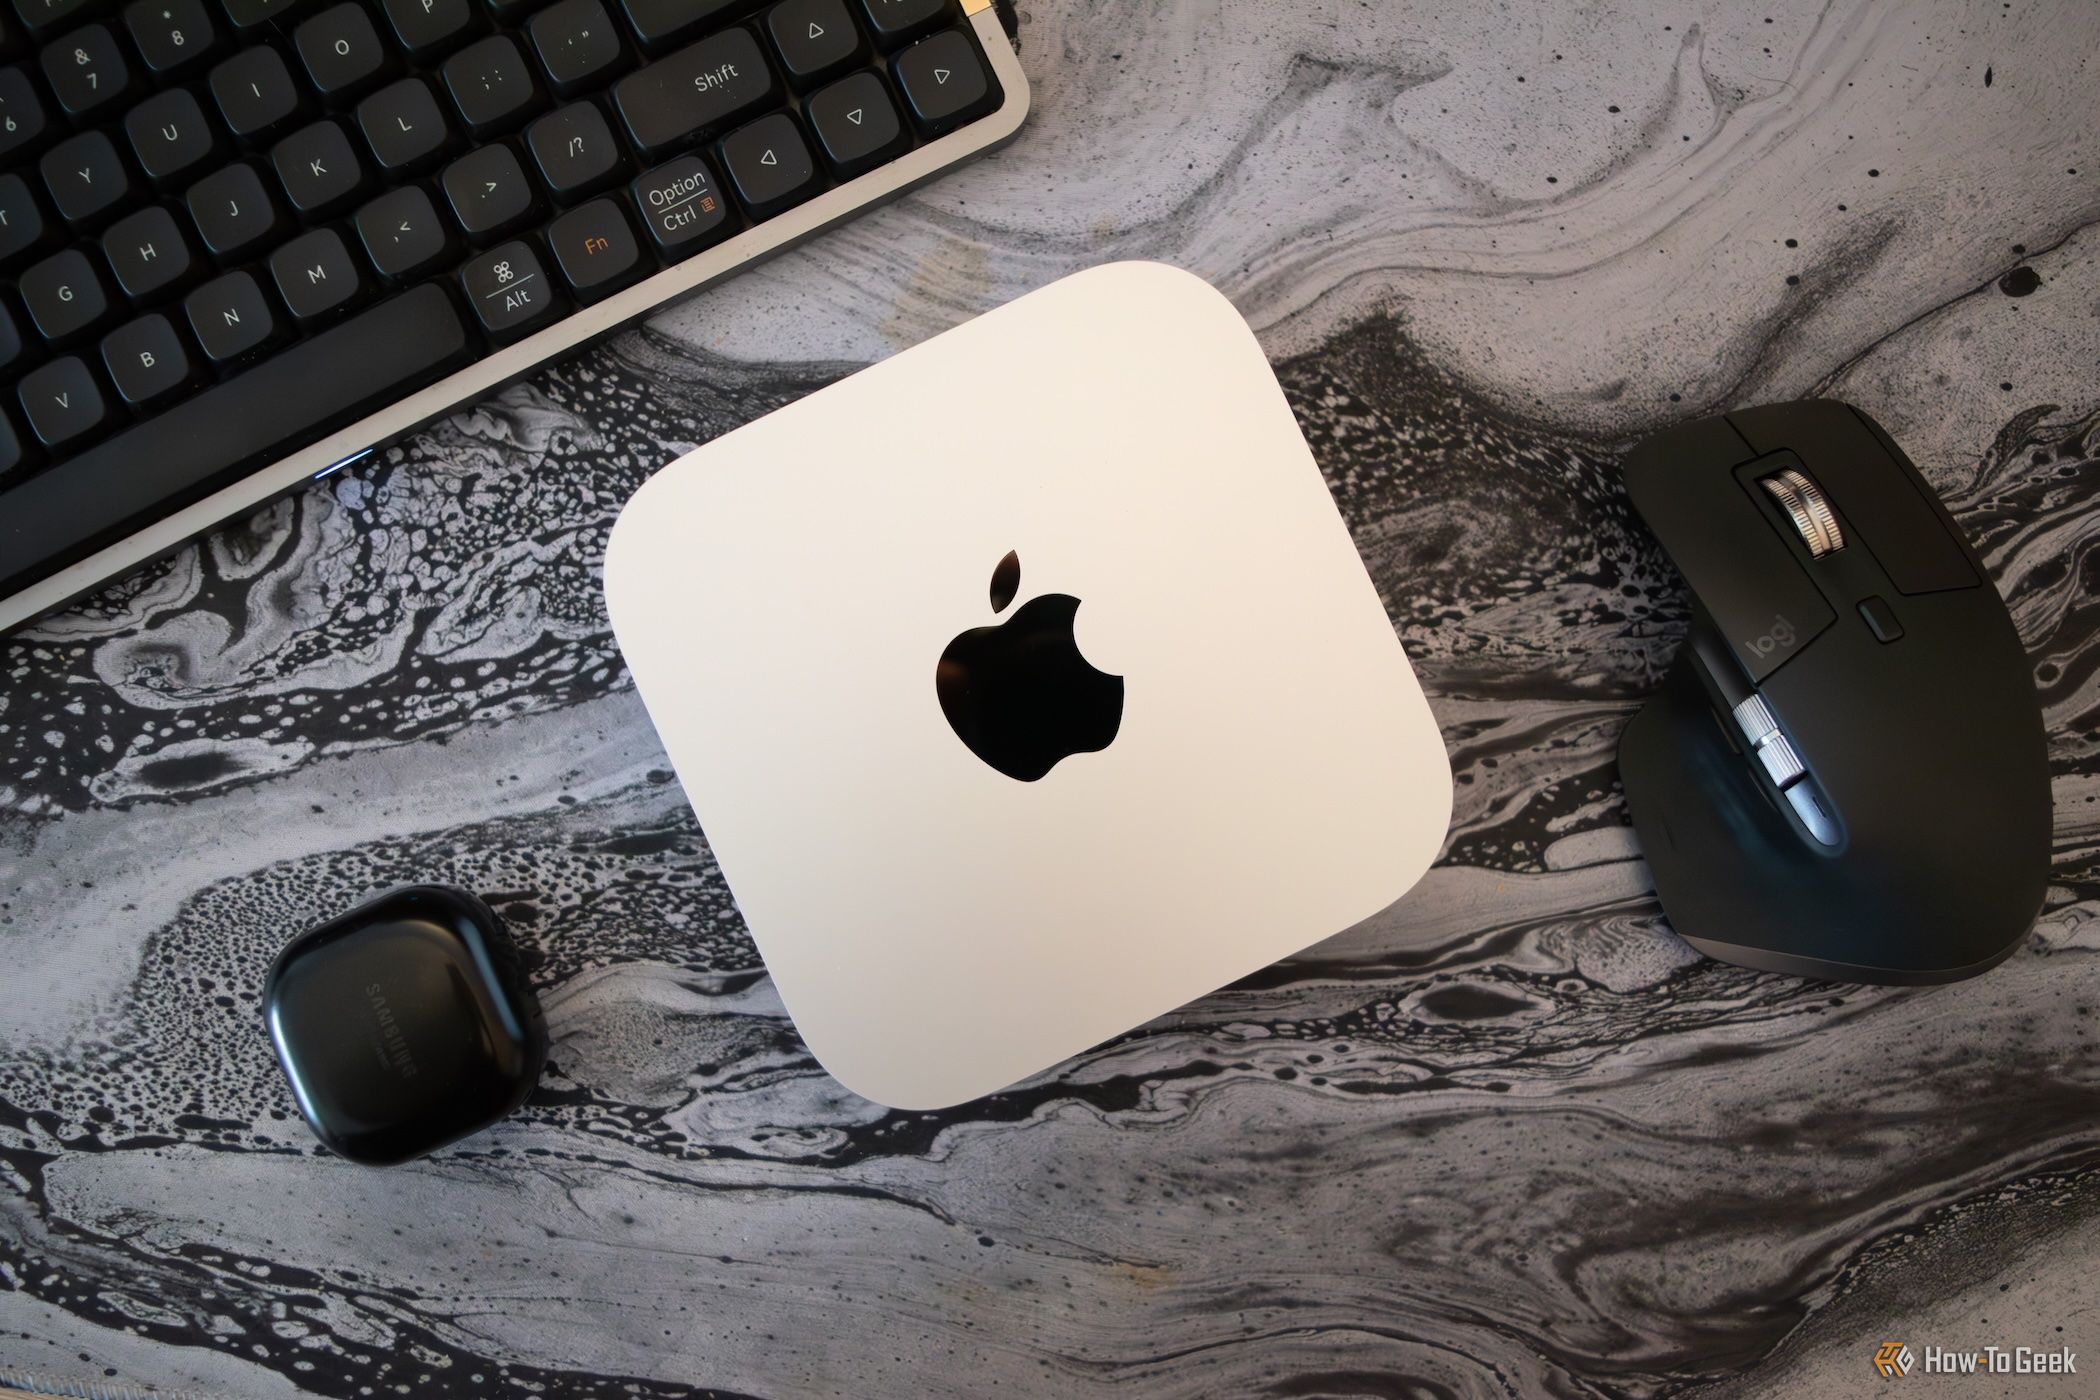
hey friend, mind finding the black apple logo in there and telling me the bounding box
[935,551,1124,782]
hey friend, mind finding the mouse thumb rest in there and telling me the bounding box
[1617,400,2051,984]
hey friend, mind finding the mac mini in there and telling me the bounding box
[604,261,1451,1108]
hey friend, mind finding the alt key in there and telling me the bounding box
[460,240,560,341]
[629,155,731,259]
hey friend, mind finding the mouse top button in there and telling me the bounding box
[1727,401,1978,595]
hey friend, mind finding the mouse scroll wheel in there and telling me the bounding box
[1760,468,1845,558]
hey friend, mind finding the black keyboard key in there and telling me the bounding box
[0,297,23,371]
[459,237,555,338]
[356,76,449,172]
[210,45,302,140]
[529,0,621,95]
[100,311,192,405]
[124,0,220,76]
[892,26,988,133]
[295,2,387,100]
[184,161,283,256]
[380,0,472,61]
[526,99,621,199]
[124,87,223,183]
[42,23,132,117]
[441,140,535,240]
[0,409,23,480]
[18,356,107,447]
[219,0,310,32]
[805,68,902,176]
[766,0,858,87]
[354,182,450,278]
[268,226,361,320]
[12,0,94,39]
[718,109,816,218]
[101,204,196,298]
[0,171,52,263]
[612,27,770,157]
[0,284,471,600]
[20,247,113,341]
[442,34,541,137]
[41,130,134,225]
[184,268,276,362]
[547,195,639,300]
[270,119,365,215]
[629,152,725,256]
[856,0,943,47]
[617,0,735,54]
[0,63,48,161]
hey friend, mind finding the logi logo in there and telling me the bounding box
[1874,1341,1917,1378]
[1747,613,1798,659]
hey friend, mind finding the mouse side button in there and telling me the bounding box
[1728,400,1978,595]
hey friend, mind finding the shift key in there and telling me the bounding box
[614,29,775,158]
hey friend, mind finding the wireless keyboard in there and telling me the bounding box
[0,0,1026,632]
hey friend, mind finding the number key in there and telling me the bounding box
[0,62,50,161]
[41,24,132,118]
[124,0,221,77]
[12,0,94,40]
[459,238,558,340]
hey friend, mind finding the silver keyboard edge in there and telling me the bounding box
[0,7,1032,635]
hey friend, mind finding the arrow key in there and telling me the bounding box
[807,70,906,178]
[719,110,820,220]
[893,27,993,135]
[765,0,862,88]
[354,184,454,281]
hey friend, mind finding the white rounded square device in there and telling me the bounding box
[604,262,1452,1108]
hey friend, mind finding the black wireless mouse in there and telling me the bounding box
[1618,399,2050,983]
